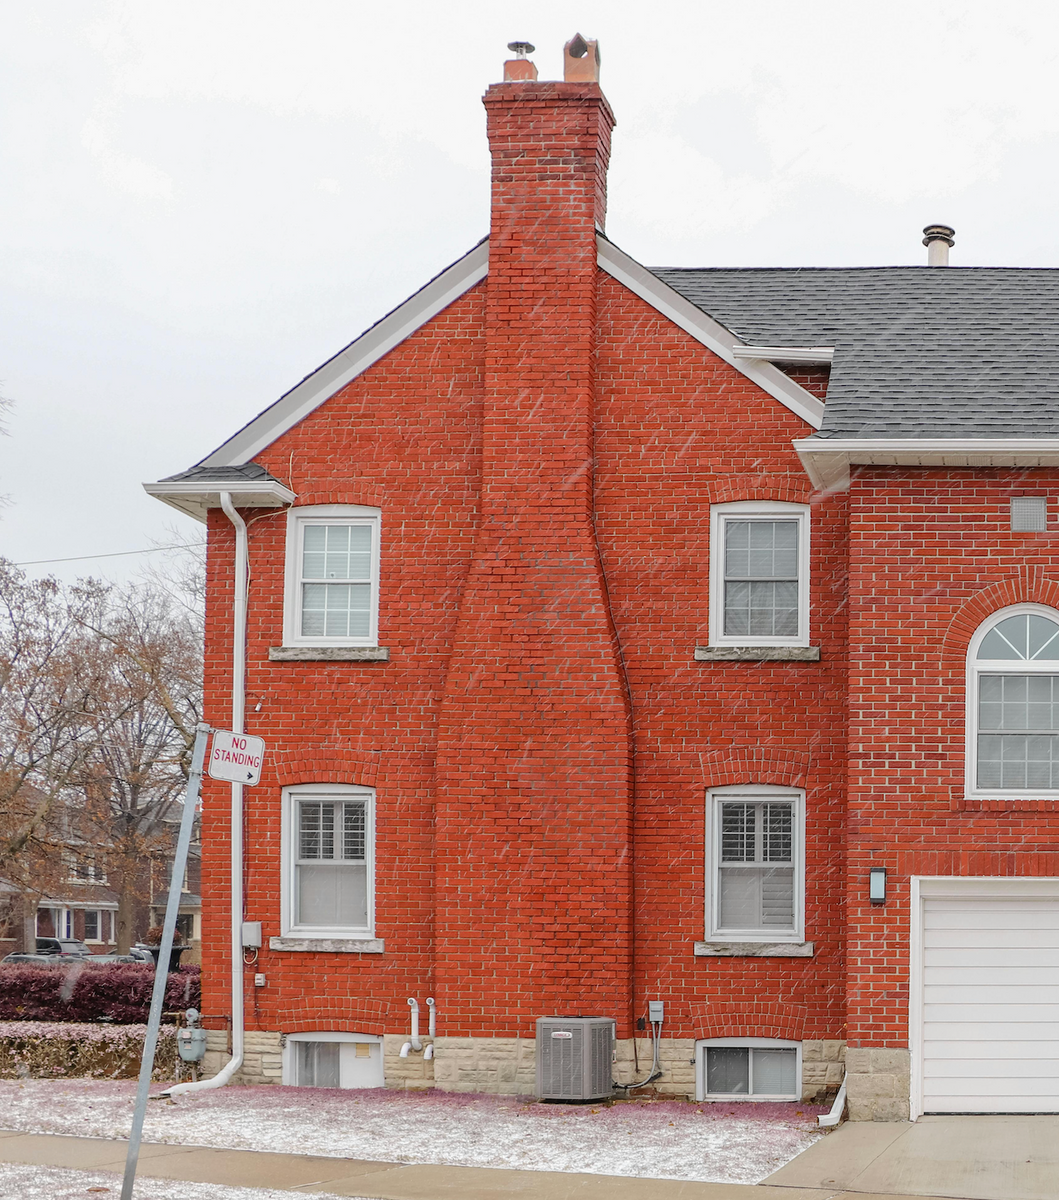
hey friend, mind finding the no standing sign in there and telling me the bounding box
[208,730,266,786]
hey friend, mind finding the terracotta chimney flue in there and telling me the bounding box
[923,223,955,266]
[503,40,538,82]
[563,33,600,82]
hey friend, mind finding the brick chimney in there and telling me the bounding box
[435,41,633,1038]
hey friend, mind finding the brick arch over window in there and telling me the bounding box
[699,747,811,790]
[695,1001,810,1042]
[275,997,389,1035]
[709,479,813,507]
[940,571,1059,673]
[271,748,381,788]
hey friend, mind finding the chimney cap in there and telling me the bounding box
[922,224,956,248]
[507,41,535,58]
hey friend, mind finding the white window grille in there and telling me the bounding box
[283,506,381,647]
[967,606,1059,795]
[710,503,809,646]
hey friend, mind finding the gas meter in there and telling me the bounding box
[177,1008,207,1064]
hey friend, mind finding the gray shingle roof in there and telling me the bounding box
[651,266,1059,439]
[160,463,280,484]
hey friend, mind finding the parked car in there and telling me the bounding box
[35,937,92,958]
[90,947,154,964]
[1,952,66,966]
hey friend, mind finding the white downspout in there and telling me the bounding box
[399,997,421,1057]
[163,492,247,1098]
[424,997,436,1059]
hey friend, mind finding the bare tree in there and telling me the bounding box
[0,559,203,950]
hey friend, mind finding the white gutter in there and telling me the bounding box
[730,346,833,364]
[163,492,248,1098]
[794,436,1059,491]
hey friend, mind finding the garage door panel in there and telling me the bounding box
[925,928,1059,949]
[925,907,1059,930]
[925,1057,1059,1078]
[925,946,1059,967]
[925,983,1059,1003]
[922,1036,1056,1056]
[925,1002,1058,1023]
[921,891,1059,1115]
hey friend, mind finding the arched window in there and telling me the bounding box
[967,606,1059,795]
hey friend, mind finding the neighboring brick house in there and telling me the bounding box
[147,38,1059,1119]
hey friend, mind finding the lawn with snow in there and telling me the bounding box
[0,1080,828,1184]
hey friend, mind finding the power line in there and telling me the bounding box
[15,543,206,567]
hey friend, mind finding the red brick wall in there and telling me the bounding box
[846,468,1059,1048]
[594,276,848,1042]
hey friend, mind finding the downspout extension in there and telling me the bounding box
[161,492,248,1099]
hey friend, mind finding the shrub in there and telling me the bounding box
[0,1021,177,1079]
[0,963,200,1024]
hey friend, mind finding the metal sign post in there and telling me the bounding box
[120,723,210,1200]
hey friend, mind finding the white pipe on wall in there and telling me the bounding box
[163,493,248,1099]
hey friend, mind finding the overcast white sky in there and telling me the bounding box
[4,0,1059,584]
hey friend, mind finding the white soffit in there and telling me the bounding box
[731,345,834,364]
[596,237,825,431]
[142,479,297,524]
[794,436,1059,491]
[199,240,490,467]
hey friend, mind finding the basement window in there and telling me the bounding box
[697,1039,801,1101]
[283,1032,384,1089]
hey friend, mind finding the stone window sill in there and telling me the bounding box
[269,937,385,953]
[695,646,820,662]
[268,646,390,662]
[694,940,814,957]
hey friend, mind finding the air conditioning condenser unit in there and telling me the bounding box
[535,1016,614,1101]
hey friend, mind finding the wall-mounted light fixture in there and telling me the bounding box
[869,867,887,905]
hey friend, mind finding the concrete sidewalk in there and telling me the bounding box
[0,1124,1024,1200]
[764,1115,1059,1200]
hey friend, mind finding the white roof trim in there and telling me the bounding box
[596,237,825,430]
[199,240,489,467]
[731,345,834,364]
[794,436,1059,491]
[143,478,297,524]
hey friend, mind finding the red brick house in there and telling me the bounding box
[147,38,1059,1118]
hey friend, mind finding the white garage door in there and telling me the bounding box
[922,895,1059,1113]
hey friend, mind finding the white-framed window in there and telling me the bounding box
[709,502,809,646]
[966,604,1059,797]
[696,1038,801,1101]
[281,785,375,938]
[283,505,382,647]
[66,854,107,885]
[705,786,804,942]
[282,1031,384,1089]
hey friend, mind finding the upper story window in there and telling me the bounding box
[281,784,375,938]
[283,506,381,647]
[705,786,804,942]
[968,605,1059,796]
[709,503,810,646]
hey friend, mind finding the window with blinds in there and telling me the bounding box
[707,790,802,940]
[704,1044,799,1099]
[292,796,371,931]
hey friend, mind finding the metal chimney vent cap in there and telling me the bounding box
[507,41,535,57]
[922,224,956,248]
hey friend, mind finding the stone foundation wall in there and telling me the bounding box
[201,1028,282,1085]
[431,1036,536,1094]
[613,1037,695,1097]
[383,1034,435,1089]
[845,1047,910,1121]
[801,1040,846,1101]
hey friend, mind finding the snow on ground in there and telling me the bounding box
[0,1162,367,1200]
[0,1080,827,1183]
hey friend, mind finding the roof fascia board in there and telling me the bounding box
[794,436,1059,491]
[596,237,825,430]
[142,479,297,524]
[200,240,489,468]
